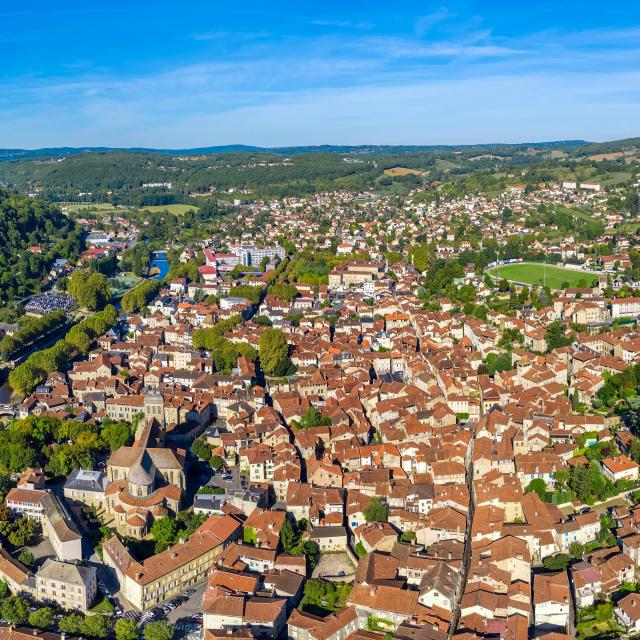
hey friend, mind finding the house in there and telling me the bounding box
[63,469,108,509]
[616,592,640,633]
[570,561,601,608]
[601,455,639,483]
[288,606,359,640]
[5,488,82,562]
[310,526,348,553]
[203,593,288,639]
[347,584,419,629]
[534,571,570,631]
[36,559,97,613]
[353,522,398,553]
[417,562,459,612]
[0,549,33,597]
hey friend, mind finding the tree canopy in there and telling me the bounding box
[364,496,389,523]
[259,327,293,376]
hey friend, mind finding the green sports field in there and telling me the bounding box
[487,262,599,289]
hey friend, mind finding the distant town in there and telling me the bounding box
[0,141,638,640]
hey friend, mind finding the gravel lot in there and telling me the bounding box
[312,552,357,580]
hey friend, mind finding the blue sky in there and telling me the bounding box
[2,1,640,148]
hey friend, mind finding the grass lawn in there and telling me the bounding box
[600,171,633,186]
[487,262,598,290]
[576,619,623,640]
[615,221,640,234]
[63,203,121,214]
[141,203,200,215]
[91,594,114,614]
[553,205,596,223]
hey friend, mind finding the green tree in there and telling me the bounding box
[143,620,174,640]
[258,327,290,375]
[115,618,139,640]
[243,527,257,545]
[59,613,86,635]
[569,542,584,560]
[545,321,573,352]
[294,406,332,430]
[485,352,512,376]
[151,516,178,552]
[0,595,30,624]
[498,328,523,350]
[210,455,224,470]
[191,437,212,461]
[121,280,162,314]
[6,517,39,547]
[28,607,56,630]
[280,518,298,553]
[82,613,110,638]
[17,550,34,568]
[572,388,580,411]
[269,283,298,302]
[595,601,614,623]
[554,469,570,493]
[542,554,570,571]
[101,420,134,452]
[68,271,111,310]
[525,478,547,501]
[364,496,388,523]
[8,362,45,397]
[65,324,93,353]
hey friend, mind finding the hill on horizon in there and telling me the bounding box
[0,139,606,162]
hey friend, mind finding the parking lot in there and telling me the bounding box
[24,291,75,315]
[168,584,205,623]
[312,552,356,581]
[135,584,204,638]
[111,583,205,638]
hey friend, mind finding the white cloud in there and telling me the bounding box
[1,19,639,147]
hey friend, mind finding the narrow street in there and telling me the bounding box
[449,437,475,638]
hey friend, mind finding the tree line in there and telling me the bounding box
[9,305,117,396]
[0,311,67,360]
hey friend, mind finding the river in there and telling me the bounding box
[0,379,13,404]
[150,252,169,280]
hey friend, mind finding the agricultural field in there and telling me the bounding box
[487,262,599,290]
[141,203,200,215]
[435,158,457,171]
[599,171,633,186]
[383,166,424,176]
